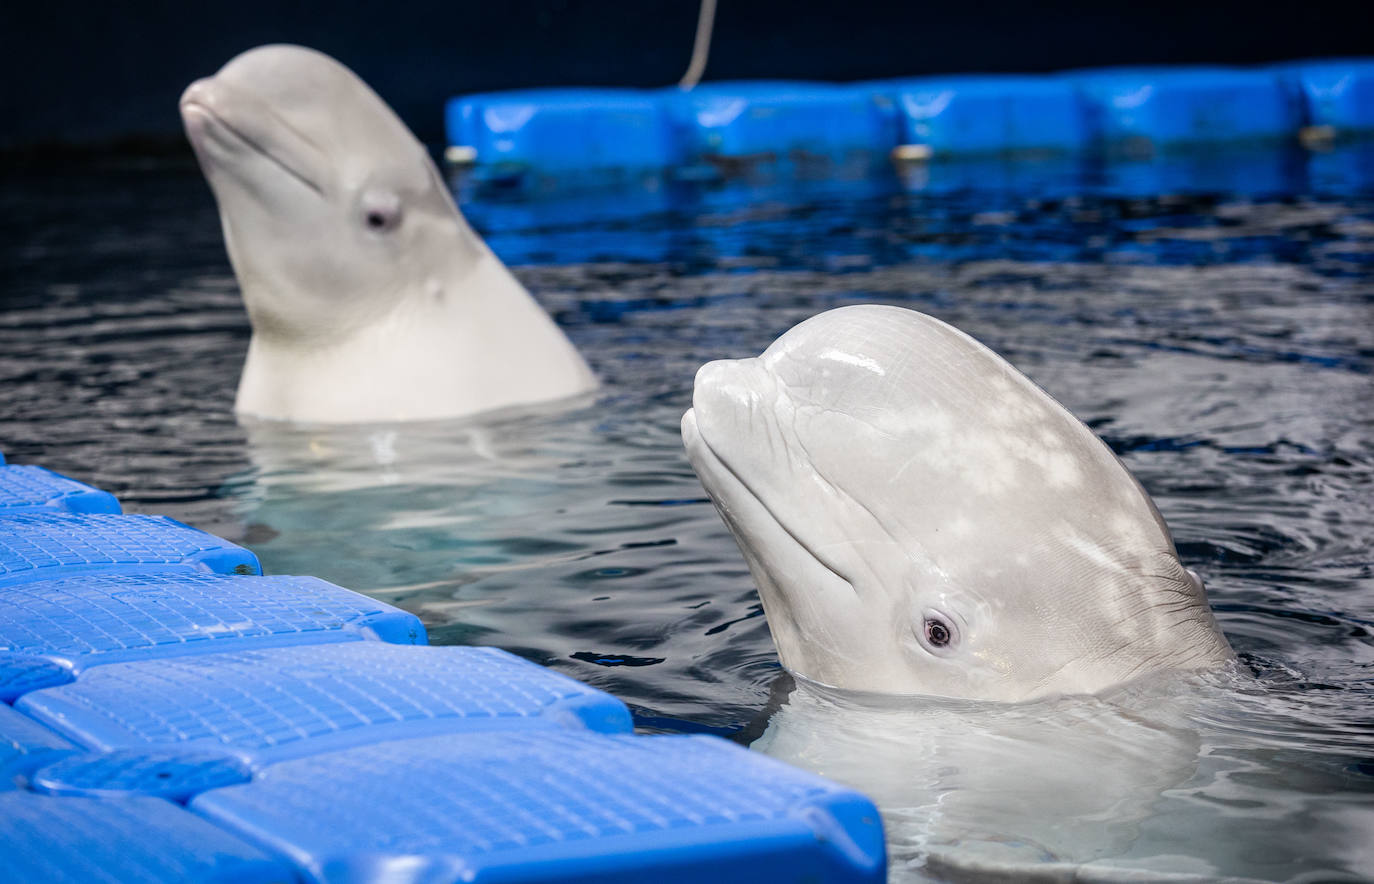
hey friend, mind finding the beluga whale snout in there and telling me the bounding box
[682,304,1234,702]
[181,44,597,423]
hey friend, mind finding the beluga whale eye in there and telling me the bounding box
[918,612,959,653]
[360,189,402,233]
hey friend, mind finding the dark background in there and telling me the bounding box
[2,0,1369,151]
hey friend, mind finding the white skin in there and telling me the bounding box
[180,45,596,423]
[682,304,1234,702]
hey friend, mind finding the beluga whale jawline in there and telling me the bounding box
[682,304,1234,702]
[181,44,596,423]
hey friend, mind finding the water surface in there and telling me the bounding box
[2,150,1372,880]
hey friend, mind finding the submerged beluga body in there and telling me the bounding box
[181,45,596,423]
[682,303,1233,702]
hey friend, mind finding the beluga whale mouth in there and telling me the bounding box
[180,82,326,199]
[180,44,597,424]
[682,304,1234,702]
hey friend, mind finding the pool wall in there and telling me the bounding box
[0,453,885,883]
[445,60,1374,182]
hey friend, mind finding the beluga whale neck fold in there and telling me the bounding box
[181,44,596,423]
[682,304,1234,702]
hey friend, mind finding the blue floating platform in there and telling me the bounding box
[1,703,77,788]
[0,572,426,699]
[884,74,1089,156]
[0,513,260,588]
[1276,58,1374,134]
[16,642,633,765]
[1068,66,1301,152]
[0,452,884,881]
[0,572,423,671]
[29,748,254,802]
[0,791,293,883]
[192,730,886,884]
[669,81,898,170]
[0,465,121,515]
[447,88,682,180]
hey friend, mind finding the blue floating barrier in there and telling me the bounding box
[669,81,899,170]
[192,730,886,884]
[1,703,77,787]
[1275,59,1374,134]
[0,655,74,703]
[0,791,293,883]
[1068,66,1301,152]
[884,75,1089,156]
[441,61,1374,185]
[0,465,121,515]
[0,572,424,679]
[30,748,252,801]
[446,88,682,179]
[17,643,633,764]
[0,513,260,588]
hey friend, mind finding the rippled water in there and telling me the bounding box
[3,149,1372,880]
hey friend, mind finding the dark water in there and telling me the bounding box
[3,148,1373,879]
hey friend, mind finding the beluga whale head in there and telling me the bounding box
[180,45,595,423]
[682,304,1234,702]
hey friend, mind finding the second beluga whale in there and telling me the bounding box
[181,45,596,423]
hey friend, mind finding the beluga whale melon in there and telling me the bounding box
[181,44,596,423]
[682,302,1234,701]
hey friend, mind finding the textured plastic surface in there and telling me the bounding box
[18,642,633,763]
[1278,59,1374,133]
[30,748,251,801]
[0,465,121,515]
[0,791,294,883]
[0,654,73,702]
[447,88,681,176]
[671,81,898,165]
[0,572,424,676]
[887,75,1088,155]
[193,730,886,884]
[0,703,77,787]
[1069,66,1300,150]
[0,513,260,587]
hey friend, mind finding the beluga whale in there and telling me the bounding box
[180,45,596,423]
[682,304,1234,702]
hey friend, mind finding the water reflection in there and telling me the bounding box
[758,667,1374,881]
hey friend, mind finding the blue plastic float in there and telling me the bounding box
[0,463,121,515]
[1065,66,1300,153]
[882,75,1088,157]
[447,88,682,181]
[0,458,885,883]
[670,81,898,170]
[1277,58,1374,133]
[444,59,1374,179]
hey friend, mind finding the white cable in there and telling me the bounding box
[679,0,718,90]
